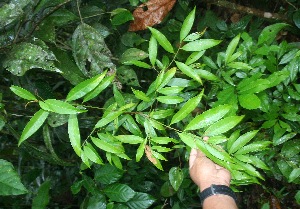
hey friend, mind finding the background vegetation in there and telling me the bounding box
[0,0,300,208]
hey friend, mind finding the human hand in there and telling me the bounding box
[189,137,231,192]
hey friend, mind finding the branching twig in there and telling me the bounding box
[202,0,291,23]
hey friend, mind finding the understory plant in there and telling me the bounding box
[1,0,300,208]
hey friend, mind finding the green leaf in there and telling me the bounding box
[94,110,123,128]
[234,141,271,155]
[122,115,143,137]
[115,135,144,144]
[91,136,124,154]
[0,159,28,195]
[204,116,244,137]
[19,109,49,146]
[0,2,23,28]
[170,89,204,125]
[124,60,152,69]
[10,85,37,100]
[156,67,177,91]
[185,50,206,65]
[83,143,103,164]
[258,23,289,45]
[32,181,51,209]
[151,137,179,144]
[3,42,59,76]
[83,74,114,102]
[39,99,86,114]
[227,62,252,70]
[126,192,155,209]
[111,9,134,25]
[66,71,106,101]
[238,94,261,110]
[185,104,232,131]
[196,69,219,81]
[156,96,184,104]
[95,164,124,184]
[293,10,300,29]
[149,35,158,66]
[113,84,125,106]
[157,86,185,95]
[132,88,151,102]
[68,114,81,156]
[169,167,184,191]
[273,132,297,146]
[178,132,197,149]
[181,39,221,51]
[120,48,148,64]
[136,139,147,162]
[72,23,114,77]
[148,27,174,53]
[104,183,135,202]
[180,7,196,42]
[225,34,240,64]
[176,61,202,84]
[150,109,174,119]
[228,130,259,154]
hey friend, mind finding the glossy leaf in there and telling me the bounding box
[148,27,174,53]
[235,141,271,155]
[180,7,196,42]
[185,50,206,65]
[151,137,179,144]
[104,183,135,202]
[136,138,147,162]
[32,181,51,209]
[132,88,151,102]
[157,86,185,95]
[66,72,106,101]
[228,130,259,154]
[95,164,124,184]
[91,137,124,154]
[196,69,219,81]
[238,94,261,110]
[170,89,204,125]
[288,168,300,183]
[19,109,49,146]
[115,135,144,144]
[83,143,103,164]
[94,110,123,128]
[68,114,81,156]
[178,132,197,149]
[181,39,221,51]
[149,35,158,66]
[113,84,125,106]
[150,109,174,119]
[156,67,177,90]
[258,23,289,45]
[204,116,244,136]
[0,159,28,195]
[126,192,155,209]
[273,132,296,146]
[156,95,184,104]
[169,167,184,191]
[176,61,202,84]
[83,74,114,102]
[124,60,152,69]
[10,85,37,100]
[185,104,232,131]
[225,34,240,64]
[39,99,86,114]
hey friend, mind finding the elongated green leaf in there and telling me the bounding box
[150,109,174,119]
[124,60,151,69]
[156,67,177,90]
[178,132,197,149]
[19,109,49,146]
[83,143,103,164]
[151,137,179,144]
[149,35,157,66]
[66,71,106,101]
[113,84,125,106]
[157,86,185,95]
[288,168,300,183]
[196,69,219,81]
[180,7,196,42]
[115,135,144,144]
[32,181,51,209]
[95,164,124,184]
[176,61,202,84]
[185,104,232,131]
[94,110,123,128]
[132,88,151,102]
[204,143,232,162]
[68,114,81,156]
[228,130,259,154]
[181,39,221,51]
[227,62,252,70]
[10,85,37,100]
[91,137,124,154]
[169,167,184,191]
[238,94,261,110]
[170,89,204,125]
[136,138,147,162]
[0,159,28,195]
[83,74,114,102]
[148,27,174,53]
[120,48,148,64]
[225,34,240,64]
[185,50,205,65]
[235,141,271,155]
[104,183,135,202]
[235,155,269,170]
[126,192,155,209]
[156,96,184,104]
[39,99,86,114]
[258,23,289,45]
[204,116,244,136]
[273,132,296,146]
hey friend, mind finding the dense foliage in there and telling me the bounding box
[1,0,300,208]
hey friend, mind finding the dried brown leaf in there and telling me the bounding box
[129,0,176,31]
[145,145,157,164]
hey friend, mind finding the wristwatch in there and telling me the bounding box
[200,184,237,204]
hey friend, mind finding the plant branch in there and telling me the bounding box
[202,0,291,23]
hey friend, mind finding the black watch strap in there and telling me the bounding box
[200,184,237,204]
